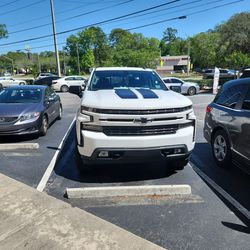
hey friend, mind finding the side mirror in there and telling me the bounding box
[69,85,83,98]
[170,86,181,93]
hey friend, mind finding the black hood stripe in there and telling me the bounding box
[136,88,158,99]
[115,89,138,99]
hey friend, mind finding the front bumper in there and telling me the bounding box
[77,126,195,161]
[80,145,191,165]
[0,118,42,136]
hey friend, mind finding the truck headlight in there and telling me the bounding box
[78,113,93,123]
[82,124,103,132]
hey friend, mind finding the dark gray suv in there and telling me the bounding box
[204,78,250,172]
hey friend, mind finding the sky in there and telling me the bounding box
[0,0,249,54]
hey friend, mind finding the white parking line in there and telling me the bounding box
[66,185,192,199]
[189,161,250,220]
[36,117,76,192]
[0,143,39,150]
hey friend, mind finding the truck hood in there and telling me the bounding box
[81,89,192,109]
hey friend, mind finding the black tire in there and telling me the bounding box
[40,115,48,136]
[188,86,196,96]
[168,157,189,171]
[0,83,3,88]
[19,82,25,85]
[57,105,62,120]
[75,143,91,173]
[60,85,69,92]
[211,130,231,168]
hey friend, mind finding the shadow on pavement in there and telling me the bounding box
[221,221,249,234]
[191,142,250,227]
[53,123,177,185]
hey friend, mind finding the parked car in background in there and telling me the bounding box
[162,77,200,95]
[203,69,236,79]
[0,85,62,136]
[33,76,61,86]
[52,76,87,92]
[240,68,250,78]
[37,72,57,80]
[0,77,26,88]
[70,67,196,170]
[204,78,250,173]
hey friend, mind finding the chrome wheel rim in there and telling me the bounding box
[213,135,227,161]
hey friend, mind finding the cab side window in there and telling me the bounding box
[242,88,250,111]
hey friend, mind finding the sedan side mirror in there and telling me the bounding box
[170,86,181,93]
[69,85,83,98]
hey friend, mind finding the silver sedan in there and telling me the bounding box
[162,77,200,95]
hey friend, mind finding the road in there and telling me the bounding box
[0,92,249,249]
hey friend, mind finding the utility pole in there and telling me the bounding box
[50,0,61,76]
[76,43,81,75]
[37,53,41,72]
[187,40,191,76]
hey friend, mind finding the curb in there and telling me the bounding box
[66,185,191,199]
[0,143,39,150]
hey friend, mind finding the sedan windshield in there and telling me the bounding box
[0,88,42,103]
[89,70,167,91]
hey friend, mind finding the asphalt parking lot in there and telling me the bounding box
[0,93,249,250]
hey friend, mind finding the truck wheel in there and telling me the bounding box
[211,130,231,168]
[168,157,189,171]
[75,143,91,173]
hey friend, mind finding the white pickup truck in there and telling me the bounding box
[70,67,196,170]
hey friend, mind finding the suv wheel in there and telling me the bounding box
[212,130,231,168]
[188,87,196,96]
[60,85,69,92]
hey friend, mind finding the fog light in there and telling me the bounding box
[98,151,109,158]
[174,148,183,154]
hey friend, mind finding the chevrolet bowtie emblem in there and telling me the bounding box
[133,117,153,124]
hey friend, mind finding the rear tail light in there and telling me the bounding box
[206,105,213,113]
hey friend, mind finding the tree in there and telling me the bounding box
[190,31,221,68]
[0,24,7,39]
[217,12,250,54]
[108,29,160,68]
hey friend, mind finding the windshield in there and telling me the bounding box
[0,88,42,103]
[89,70,167,91]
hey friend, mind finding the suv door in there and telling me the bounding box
[234,86,250,166]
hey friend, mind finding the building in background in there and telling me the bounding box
[157,55,191,74]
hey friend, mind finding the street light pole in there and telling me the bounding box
[50,0,61,76]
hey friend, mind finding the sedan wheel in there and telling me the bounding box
[188,86,196,96]
[212,130,231,168]
[61,85,69,92]
[40,116,48,136]
[57,106,62,120]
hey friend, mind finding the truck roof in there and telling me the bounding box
[94,67,152,71]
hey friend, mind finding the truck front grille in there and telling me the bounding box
[102,124,179,136]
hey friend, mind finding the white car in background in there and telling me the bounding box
[52,76,87,92]
[162,77,200,96]
[0,77,26,88]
